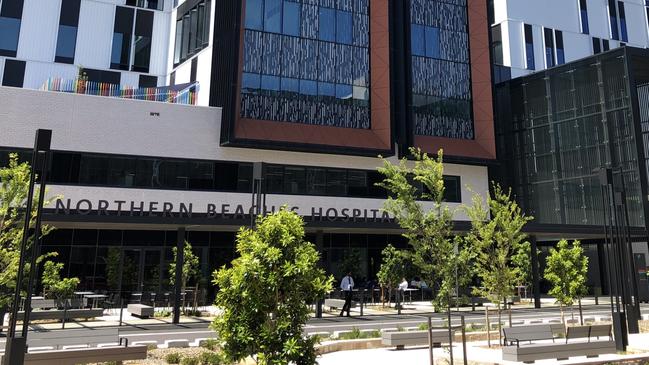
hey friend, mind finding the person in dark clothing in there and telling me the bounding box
[339,272,354,317]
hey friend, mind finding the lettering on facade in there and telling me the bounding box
[53,198,392,222]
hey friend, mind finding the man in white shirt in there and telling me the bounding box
[340,272,354,317]
[398,278,409,292]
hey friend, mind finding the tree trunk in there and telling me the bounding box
[578,298,583,325]
[497,301,503,345]
[0,306,6,334]
[559,303,564,325]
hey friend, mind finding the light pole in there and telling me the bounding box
[4,129,52,365]
[598,167,641,351]
[251,162,265,228]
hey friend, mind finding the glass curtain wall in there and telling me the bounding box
[409,0,473,139]
[496,51,644,227]
[240,0,371,129]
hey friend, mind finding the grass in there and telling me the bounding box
[199,338,220,351]
[165,352,182,364]
[337,327,381,340]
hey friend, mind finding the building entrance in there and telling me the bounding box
[121,248,164,295]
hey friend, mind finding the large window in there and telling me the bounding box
[55,0,81,64]
[491,24,503,65]
[111,7,154,72]
[544,27,555,68]
[173,0,210,66]
[579,0,589,34]
[618,1,628,42]
[0,0,23,57]
[409,0,473,140]
[555,30,565,65]
[126,0,164,11]
[239,0,371,129]
[524,24,535,70]
[608,0,619,40]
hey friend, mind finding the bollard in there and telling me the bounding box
[461,315,468,365]
[447,310,454,365]
[61,300,68,329]
[360,290,364,317]
[119,298,124,327]
[315,298,323,318]
[427,316,433,365]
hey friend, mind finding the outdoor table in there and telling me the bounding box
[85,294,107,308]
[403,288,418,303]
[73,291,94,297]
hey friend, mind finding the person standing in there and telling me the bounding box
[340,272,354,317]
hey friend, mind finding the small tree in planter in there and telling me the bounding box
[212,208,333,365]
[544,239,588,324]
[41,260,80,305]
[376,244,409,307]
[464,183,532,344]
[169,241,200,312]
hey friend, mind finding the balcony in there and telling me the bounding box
[40,78,198,105]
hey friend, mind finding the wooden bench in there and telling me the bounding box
[502,325,615,363]
[18,308,104,322]
[324,299,356,310]
[127,304,154,318]
[382,329,457,350]
[1,346,147,365]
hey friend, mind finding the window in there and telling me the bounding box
[139,75,157,88]
[132,10,154,72]
[240,0,371,129]
[524,24,535,70]
[579,0,589,34]
[618,2,628,42]
[2,59,25,87]
[111,6,134,70]
[410,0,473,140]
[0,0,24,57]
[555,30,565,65]
[173,0,211,66]
[83,68,121,85]
[609,0,619,40]
[544,28,555,68]
[443,176,462,203]
[593,37,601,54]
[126,0,164,11]
[55,0,81,64]
[491,24,503,65]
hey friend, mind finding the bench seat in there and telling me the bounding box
[1,345,147,365]
[127,304,154,318]
[502,340,616,362]
[323,299,355,310]
[19,308,103,322]
[382,329,456,350]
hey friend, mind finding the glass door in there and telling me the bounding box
[121,248,163,296]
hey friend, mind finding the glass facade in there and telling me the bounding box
[409,0,473,139]
[496,50,645,227]
[240,0,371,129]
[173,0,211,66]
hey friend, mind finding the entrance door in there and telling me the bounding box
[122,248,163,295]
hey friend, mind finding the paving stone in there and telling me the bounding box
[166,339,190,348]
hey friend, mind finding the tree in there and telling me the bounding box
[376,244,409,306]
[544,239,588,324]
[377,148,472,312]
[169,240,200,291]
[212,208,333,365]
[41,260,80,303]
[464,183,533,342]
[0,153,58,328]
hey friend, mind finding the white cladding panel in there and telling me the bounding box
[17,0,61,63]
[149,11,170,76]
[506,0,581,34]
[120,72,140,88]
[563,32,593,64]
[0,58,5,84]
[0,87,489,214]
[23,61,78,89]
[195,48,213,106]
[75,1,115,70]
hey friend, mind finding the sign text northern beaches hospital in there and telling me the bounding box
[53,198,393,222]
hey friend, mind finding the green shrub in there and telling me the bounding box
[198,351,224,365]
[199,338,220,351]
[337,327,381,340]
[155,309,172,317]
[180,356,199,365]
[165,352,181,364]
[418,323,429,331]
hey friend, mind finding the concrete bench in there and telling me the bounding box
[381,329,456,350]
[27,328,126,350]
[18,308,104,322]
[502,325,615,363]
[1,345,147,365]
[502,324,564,346]
[323,299,356,310]
[127,304,154,318]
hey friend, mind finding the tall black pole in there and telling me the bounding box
[4,129,52,365]
[529,236,541,309]
[22,149,50,337]
[173,227,185,324]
